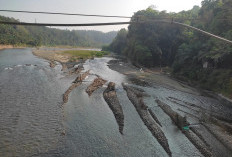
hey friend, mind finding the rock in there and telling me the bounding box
[49,60,56,68]
[86,77,107,96]
[63,83,81,103]
[68,65,84,75]
[107,82,115,91]
[148,109,162,127]
[156,99,212,157]
[63,70,90,104]
[61,130,66,136]
[73,70,90,83]
[61,63,67,71]
[103,82,124,134]
[123,84,172,157]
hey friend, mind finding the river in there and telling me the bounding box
[0,48,231,157]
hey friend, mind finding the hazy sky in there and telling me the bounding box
[0,0,202,32]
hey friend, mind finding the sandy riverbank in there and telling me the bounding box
[32,47,104,69]
[32,47,95,71]
[0,45,26,50]
[0,45,13,50]
[32,48,70,63]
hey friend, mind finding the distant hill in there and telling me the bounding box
[75,30,117,47]
[0,15,117,48]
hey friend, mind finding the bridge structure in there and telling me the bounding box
[0,9,232,44]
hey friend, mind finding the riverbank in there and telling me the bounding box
[107,58,232,106]
[32,47,74,63]
[32,47,109,66]
[2,48,232,156]
[107,59,200,96]
[0,45,25,50]
[32,47,107,71]
[108,57,232,155]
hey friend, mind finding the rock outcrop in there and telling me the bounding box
[63,70,90,104]
[123,84,172,157]
[156,99,212,157]
[49,60,56,68]
[86,77,107,96]
[103,82,124,134]
[73,70,90,83]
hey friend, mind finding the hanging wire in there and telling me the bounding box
[0,9,132,18]
[0,21,132,26]
[0,10,232,44]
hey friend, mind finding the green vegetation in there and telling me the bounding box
[0,15,117,47]
[62,50,109,60]
[106,0,232,98]
[102,28,127,55]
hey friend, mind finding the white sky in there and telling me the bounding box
[0,0,202,32]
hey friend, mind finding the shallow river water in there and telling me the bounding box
[0,48,231,157]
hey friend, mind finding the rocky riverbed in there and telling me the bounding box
[108,57,232,157]
[123,84,172,157]
[103,82,124,134]
[39,51,232,157]
[2,48,232,157]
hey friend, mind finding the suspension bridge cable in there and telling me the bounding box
[0,9,132,18]
[134,16,203,21]
[173,21,232,44]
[0,21,132,26]
[0,19,232,45]
[137,19,232,45]
[0,10,230,21]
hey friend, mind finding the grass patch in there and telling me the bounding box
[62,50,109,60]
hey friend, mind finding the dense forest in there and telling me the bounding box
[105,0,232,98]
[0,15,117,48]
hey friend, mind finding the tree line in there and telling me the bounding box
[104,0,232,98]
[0,15,117,48]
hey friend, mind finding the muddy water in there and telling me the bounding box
[1,49,231,157]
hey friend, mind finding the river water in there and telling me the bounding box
[0,48,67,157]
[0,48,231,157]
